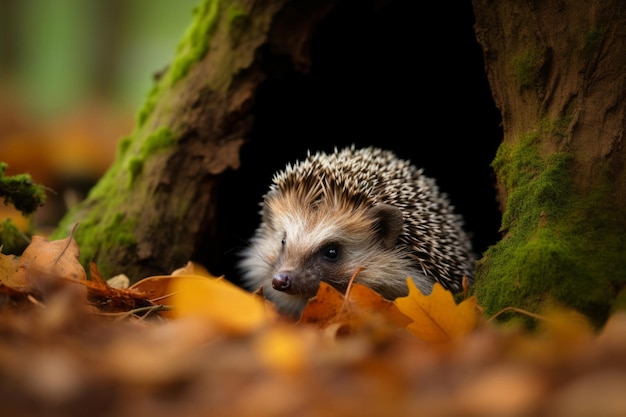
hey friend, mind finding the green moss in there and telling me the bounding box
[136,83,161,127]
[127,127,176,185]
[0,218,29,255]
[0,163,46,216]
[117,136,133,158]
[538,116,572,139]
[136,0,220,128]
[141,126,176,154]
[166,0,220,86]
[226,4,248,40]
[474,129,625,328]
[127,158,144,184]
[512,49,544,91]
[56,206,138,279]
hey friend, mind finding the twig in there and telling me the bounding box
[53,222,79,266]
[93,304,172,321]
[339,266,365,316]
[487,306,546,323]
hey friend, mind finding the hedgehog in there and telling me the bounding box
[238,146,475,316]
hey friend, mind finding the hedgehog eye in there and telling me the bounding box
[281,236,286,246]
[322,245,340,262]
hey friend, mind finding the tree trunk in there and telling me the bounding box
[471,0,626,326]
[52,0,320,279]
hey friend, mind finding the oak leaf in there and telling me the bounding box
[394,279,479,344]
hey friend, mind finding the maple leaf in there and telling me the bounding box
[299,282,346,327]
[394,279,479,344]
[348,283,412,328]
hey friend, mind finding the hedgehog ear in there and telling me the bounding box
[369,204,403,249]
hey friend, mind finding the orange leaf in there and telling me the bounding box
[299,282,412,332]
[168,275,268,334]
[131,275,183,304]
[348,283,412,328]
[394,279,478,344]
[298,282,346,327]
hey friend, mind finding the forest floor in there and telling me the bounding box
[1,234,626,417]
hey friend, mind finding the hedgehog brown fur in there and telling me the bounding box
[238,146,475,316]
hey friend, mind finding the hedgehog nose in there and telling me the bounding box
[272,272,292,292]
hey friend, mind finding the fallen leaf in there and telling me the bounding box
[348,283,412,328]
[394,279,479,344]
[171,261,212,277]
[131,275,182,305]
[10,235,87,300]
[0,252,24,289]
[298,282,346,327]
[255,325,308,373]
[168,275,268,334]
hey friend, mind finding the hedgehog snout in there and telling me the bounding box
[272,272,293,292]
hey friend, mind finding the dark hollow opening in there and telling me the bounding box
[209,0,503,286]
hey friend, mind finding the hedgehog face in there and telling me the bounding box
[261,191,406,302]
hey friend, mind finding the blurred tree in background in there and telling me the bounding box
[0,0,198,235]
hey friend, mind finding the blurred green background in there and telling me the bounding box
[1,0,198,118]
[0,0,198,232]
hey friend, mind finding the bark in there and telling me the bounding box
[471,0,626,326]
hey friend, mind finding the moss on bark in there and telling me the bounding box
[473,131,626,328]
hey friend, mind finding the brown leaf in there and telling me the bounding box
[130,275,178,304]
[0,252,24,290]
[11,235,87,299]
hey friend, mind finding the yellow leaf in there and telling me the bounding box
[394,279,478,344]
[171,261,212,277]
[255,325,307,373]
[168,275,268,334]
